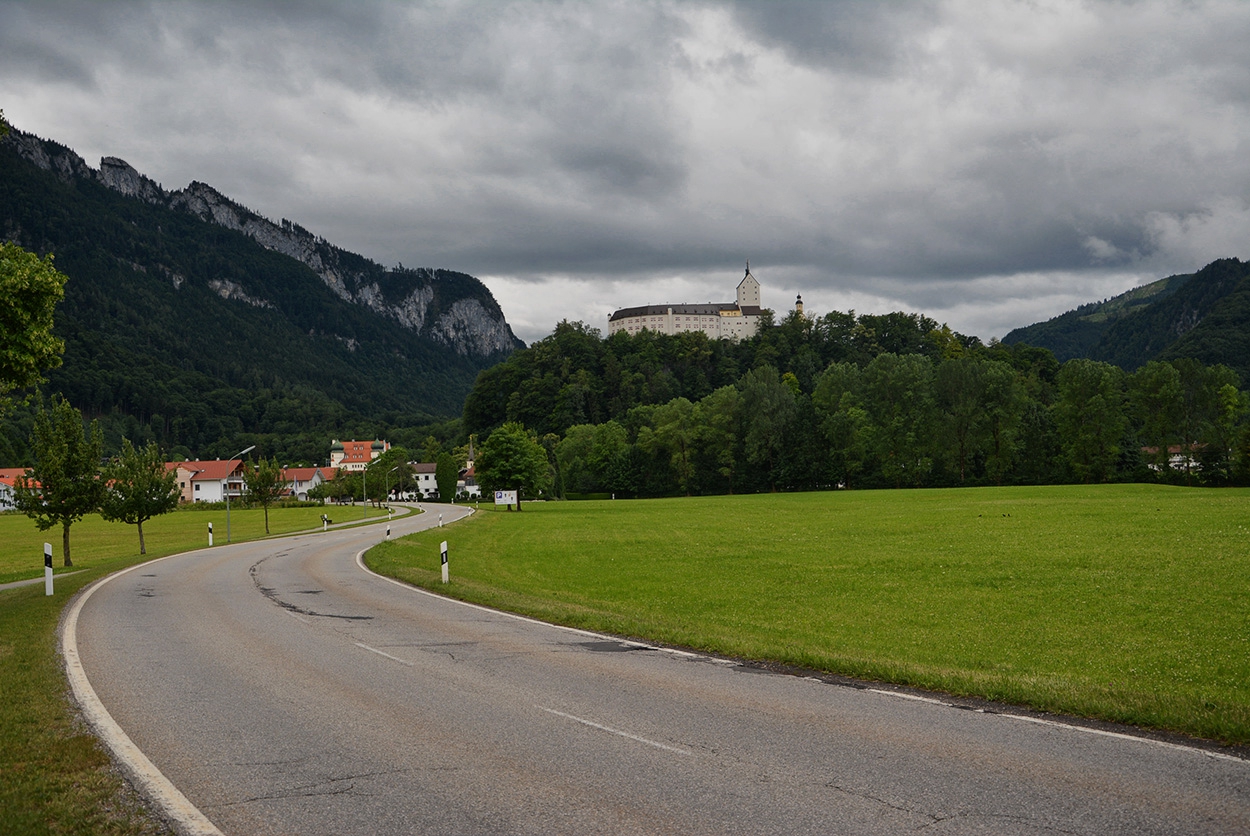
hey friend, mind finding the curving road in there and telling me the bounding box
[70,505,1249,835]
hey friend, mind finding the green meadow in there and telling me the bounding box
[367,484,1250,746]
[0,504,391,836]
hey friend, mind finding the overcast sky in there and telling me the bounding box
[4,1,1250,344]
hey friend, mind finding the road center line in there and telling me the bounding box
[355,642,414,667]
[538,706,692,756]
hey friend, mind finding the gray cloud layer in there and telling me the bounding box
[4,0,1250,342]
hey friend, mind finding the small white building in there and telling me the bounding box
[282,467,331,501]
[412,462,438,498]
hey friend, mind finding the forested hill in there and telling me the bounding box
[0,125,522,465]
[464,311,990,440]
[1003,258,1250,380]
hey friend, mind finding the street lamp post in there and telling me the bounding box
[226,444,256,543]
[385,466,398,510]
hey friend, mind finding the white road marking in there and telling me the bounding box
[62,557,225,836]
[867,688,1244,764]
[999,712,1246,763]
[355,642,414,667]
[539,707,693,756]
[868,688,950,706]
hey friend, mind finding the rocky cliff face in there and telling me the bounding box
[6,129,523,358]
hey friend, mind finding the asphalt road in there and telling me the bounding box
[72,505,1249,835]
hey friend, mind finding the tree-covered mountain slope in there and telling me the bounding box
[1002,272,1191,363]
[0,126,522,464]
[1003,258,1250,382]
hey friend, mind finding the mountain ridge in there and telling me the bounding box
[0,124,521,464]
[5,127,522,358]
[1003,257,1250,382]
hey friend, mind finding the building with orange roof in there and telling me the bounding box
[167,459,249,503]
[329,439,390,472]
[0,467,31,511]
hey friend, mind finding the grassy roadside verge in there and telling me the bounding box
[0,506,346,836]
[366,484,1250,747]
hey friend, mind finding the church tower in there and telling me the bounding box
[736,261,761,309]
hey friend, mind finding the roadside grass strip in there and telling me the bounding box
[365,484,1250,747]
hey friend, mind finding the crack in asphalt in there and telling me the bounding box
[212,769,408,808]
[249,557,373,621]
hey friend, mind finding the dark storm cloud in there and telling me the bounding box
[4,1,1250,342]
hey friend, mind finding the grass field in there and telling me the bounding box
[0,504,393,836]
[366,484,1250,746]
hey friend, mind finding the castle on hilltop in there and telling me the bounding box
[608,264,765,341]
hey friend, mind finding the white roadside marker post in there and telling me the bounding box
[441,541,449,584]
[208,522,213,547]
[439,512,443,528]
[386,524,391,540]
[44,543,53,596]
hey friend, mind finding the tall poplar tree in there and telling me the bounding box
[14,396,105,567]
[101,439,180,555]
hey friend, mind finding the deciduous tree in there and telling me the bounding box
[14,396,105,566]
[1054,359,1126,483]
[243,456,285,534]
[101,439,179,554]
[477,422,551,509]
[0,242,68,416]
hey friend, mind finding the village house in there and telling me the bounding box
[167,459,249,503]
[0,467,28,511]
[282,466,336,501]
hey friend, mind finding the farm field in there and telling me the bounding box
[367,484,1250,746]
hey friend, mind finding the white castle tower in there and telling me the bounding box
[737,261,761,308]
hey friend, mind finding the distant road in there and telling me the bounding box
[72,505,1249,835]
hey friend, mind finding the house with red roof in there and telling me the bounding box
[167,459,249,503]
[329,439,390,472]
[0,467,31,511]
[282,466,337,501]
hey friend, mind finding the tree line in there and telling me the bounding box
[463,315,1250,501]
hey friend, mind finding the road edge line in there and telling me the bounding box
[60,555,225,836]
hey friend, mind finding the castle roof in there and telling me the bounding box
[608,302,746,322]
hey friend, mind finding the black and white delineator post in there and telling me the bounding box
[322,514,328,532]
[44,543,53,596]
[440,540,449,584]
[208,522,213,547]
[439,512,443,528]
[386,524,391,540]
